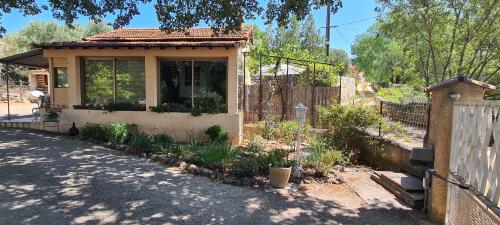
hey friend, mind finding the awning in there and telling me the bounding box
[0,49,48,68]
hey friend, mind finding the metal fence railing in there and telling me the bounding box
[379,100,430,129]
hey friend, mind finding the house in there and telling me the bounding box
[35,28,252,143]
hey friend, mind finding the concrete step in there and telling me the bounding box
[371,171,425,209]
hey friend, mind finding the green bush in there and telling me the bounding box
[267,149,292,167]
[232,158,260,178]
[318,104,382,156]
[128,132,152,153]
[104,122,129,144]
[376,85,427,103]
[81,123,106,142]
[191,144,239,170]
[151,133,174,152]
[274,120,310,146]
[306,139,346,177]
[205,125,229,143]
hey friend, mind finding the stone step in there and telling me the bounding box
[378,171,424,192]
[371,172,425,209]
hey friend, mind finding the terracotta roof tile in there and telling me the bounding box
[36,41,242,49]
[83,28,252,42]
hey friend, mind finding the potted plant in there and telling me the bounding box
[268,149,293,188]
[43,111,59,122]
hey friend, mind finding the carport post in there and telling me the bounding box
[1,63,11,121]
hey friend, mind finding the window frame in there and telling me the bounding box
[157,58,228,112]
[53,67,69,88]
[81,57,145,106]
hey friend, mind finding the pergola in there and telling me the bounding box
[0,49,48,120]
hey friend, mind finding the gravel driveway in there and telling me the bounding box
[0,128,426,225]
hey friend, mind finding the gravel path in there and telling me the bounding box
[0,128,427,225]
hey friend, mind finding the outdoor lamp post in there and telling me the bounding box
[242,46,251,112]
[293,103,308,178]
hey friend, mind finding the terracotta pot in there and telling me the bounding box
[269,166,292,188]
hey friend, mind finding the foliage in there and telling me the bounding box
[353,0,500,90]
[149,103,190,113]
[194,90,225,114]
[275,120,310,147]
[0,1,342,36]
[191,144,239,171]
[128,132,152,153]
[306,138,347,177]
[232,158,260,178]
[104,122,129,144]
[267,149,292,168]
[190,107,203,117]
[151,134,174,153]
[376,85,427,103]
[205,125,229,143]
[43,111,59,120]
[318,104,382,154]
[0,21,112,56]
[81,123,106,142]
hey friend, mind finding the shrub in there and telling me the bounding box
[376,85,427,103]
[274,120,310,147]
[306,139,346,177]
[232,158,260,178]
[151,133,174,152]
[104,122,129,144]
[128,132,152,153]
[205,125,229,143]
[318,104,382,155]
[81,123,106,142]
[192,144,239,171]
[267,149,292,167]
[190,107,203,116]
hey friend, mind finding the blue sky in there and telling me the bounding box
[1,0,378,56]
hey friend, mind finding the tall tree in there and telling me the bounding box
[377,0,500,87]
[0,0,343,36]
[0,21,112,57]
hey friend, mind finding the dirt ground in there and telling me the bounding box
[0,102,38,121]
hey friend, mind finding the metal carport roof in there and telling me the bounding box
[0,49,48,68]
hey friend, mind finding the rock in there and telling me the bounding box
[114,144,127,151]
[240,177,255,186]
[179,162,188,170]
[103,142,113,148]
[199,168,214,177]
[187,164,200,174]
[140,153,147,158]
[223,175,236,184]
[151,154,161,161]
[336,176,346,184]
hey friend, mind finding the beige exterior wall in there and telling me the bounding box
[59,109,243,144]
[43,46,242,142]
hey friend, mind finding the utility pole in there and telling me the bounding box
[326,1,331,56]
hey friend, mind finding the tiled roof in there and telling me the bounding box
[36,41,242,49]
[83,28,252,42]
[427,76,496,91]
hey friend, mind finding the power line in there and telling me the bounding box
[333,28,350,46]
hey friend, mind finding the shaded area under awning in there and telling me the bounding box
[0,49,48,68]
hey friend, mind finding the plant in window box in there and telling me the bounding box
[43,111,59,122]
[268,149,294,188]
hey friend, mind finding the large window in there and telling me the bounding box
[82,58,145,108]
[159,59,227,113]
[54,67,68,88]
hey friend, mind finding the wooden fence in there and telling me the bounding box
[380,100,430,129]
[243,84,340,126]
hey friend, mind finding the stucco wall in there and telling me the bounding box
[59,109,243,144]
